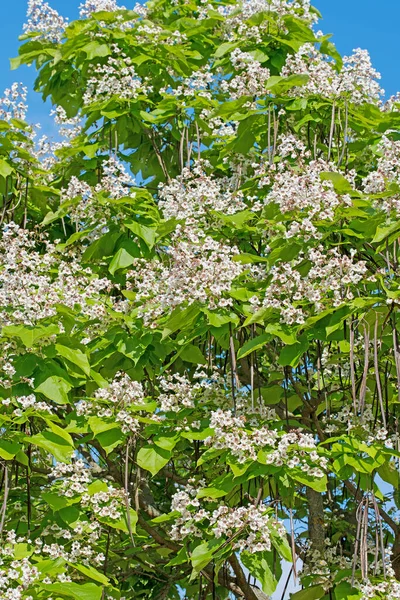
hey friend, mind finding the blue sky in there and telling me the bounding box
[1,0,399,133]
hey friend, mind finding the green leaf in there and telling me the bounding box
[290,585,325,600]
[270,530,292,563]
[266,73,309,93]
[180,344,207,364]
[0,439,21,460]
[237,334,270,359]
[241,552,277,596]
[214,41,238,57]
[35,375,72,405]
[265,323,297,345]
[293,473,328,492]
[2,324,59,348]
[162,305,200,338]
[56,345,91,376]
[96,428,125,455]
[125,221,156,249]
[109,239,140,275]
[45,420,74,447]
[320,172,355,195]
[69,563,109,585]
[81,41,111,59]
[40,582,102,600]
[278,336,309,367]
[136,445,171,476]
[334,582,361,599]
[29,431,73,463]
[372,220,400,244]
[191,539,223,573]
[0,158,13,178]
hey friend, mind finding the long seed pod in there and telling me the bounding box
[359,324,370,414]
[124,440,135,546]
[393,328,400,403]
[0,465,9,538]
[350,318,358,414]
[374,317,387,429]
[328,102,336,161]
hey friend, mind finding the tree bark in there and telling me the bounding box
[306,487,325,554]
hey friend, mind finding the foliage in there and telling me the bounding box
[0,0,400,598]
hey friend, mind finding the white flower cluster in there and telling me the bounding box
[96,156,136,199]
[51,106,82,140]
[35,521,104,563]
[206,409,327,475]
[159,373,197,413]
[170,484,285,553]
[0,223,111,326]
[0,84,28,123]
[76,372,144,434]
[0,557,39,599]
[282,44,384,105]
[363,136,400,214]
[83,48,148,106]
[49,461,128,521]
[266,158,353,239]
[224,0,317,39]
[79,0,125,19]
[221,49,271,99]
[61,159,133,232]
[94,372,145,405]
[359,578,400,599]
[201,113,238,139]
[24,0,67,44]
[2,394,53,416]
[163,65,214,100]
[81,486,128,520]
[262,246,368,324]
[158,165,246,222]
[126,226,243,326]
[50,460,92,498]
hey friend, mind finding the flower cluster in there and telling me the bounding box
[24,0,67,44]
[81,486,128,520]
[158,164,246,222]
[0,83,28,123]
[261,246,368,324]
[79,0,125,18]
[206,409,327,475]
[158,369,230,413]
[221,49,271,99]
[50,460,92,497]
[170,484,285,553]
[50,461,128,522]
[363,136,400,214]
[2,394,53,416]
[282,44,384,104]
[126,226,243,325]
[83,48,149,105]
[0,223,112,326]
[164,65,214,100]
[51,106,82,140]
[265,158,353,239]
[96,156,136,198]
[224,0,318,38]
[60,157,134,233]
[0,556,39,599]
[76,372,145,434]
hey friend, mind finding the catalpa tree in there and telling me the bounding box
[1,0,400,598]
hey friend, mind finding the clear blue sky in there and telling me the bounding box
[1,1,399,133]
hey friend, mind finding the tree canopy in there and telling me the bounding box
[1,0,400,598]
